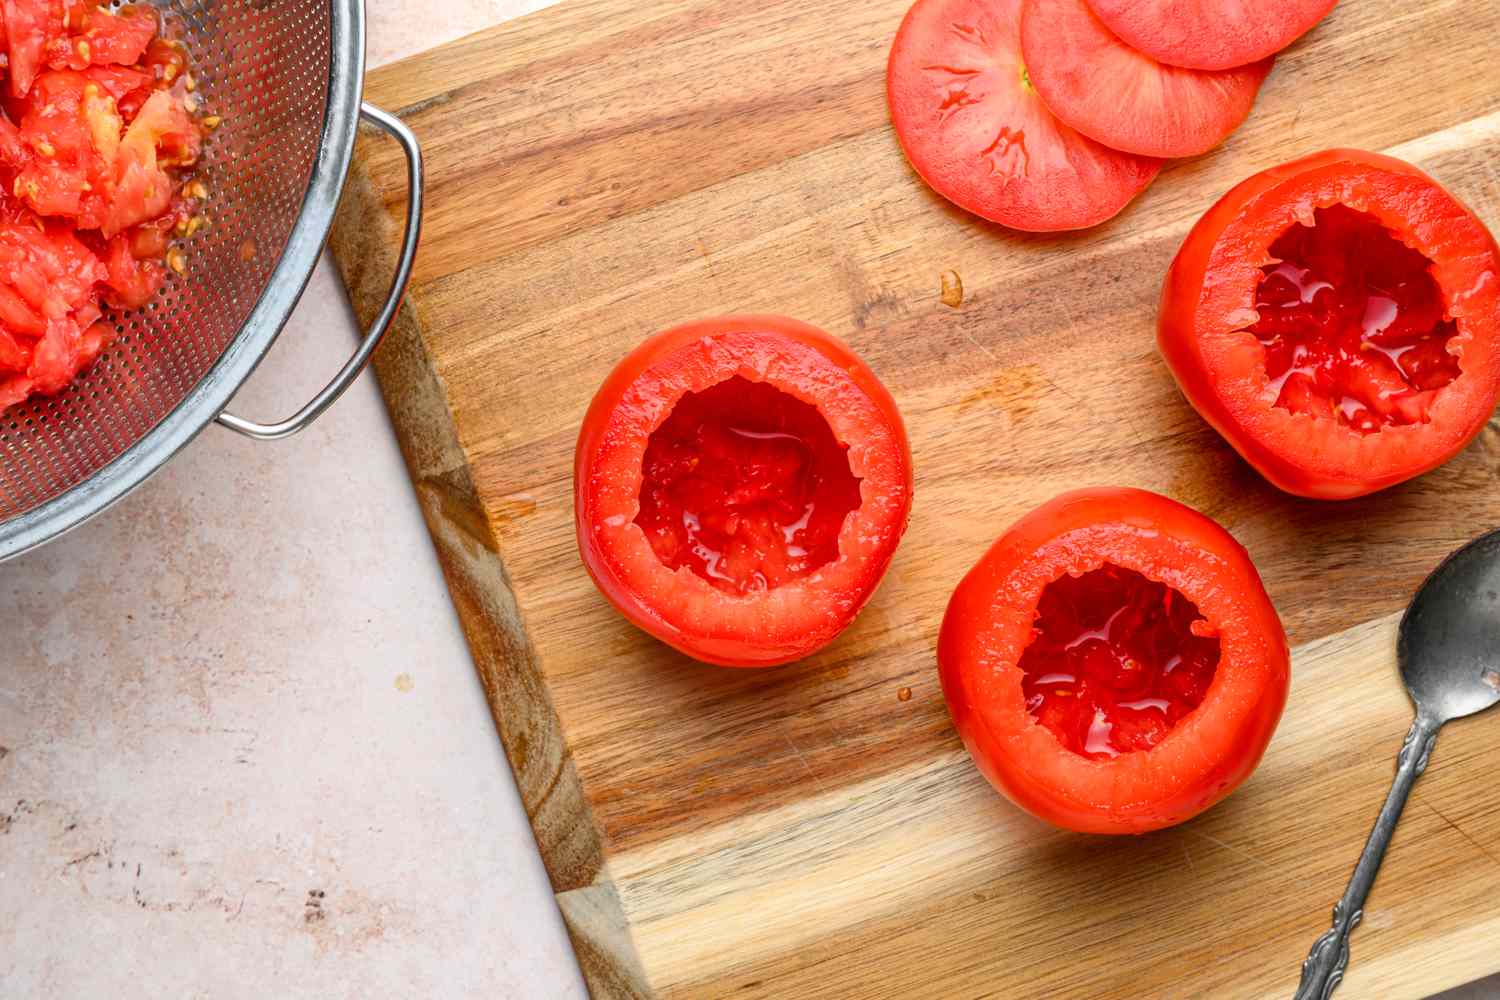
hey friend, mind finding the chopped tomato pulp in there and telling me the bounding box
[636,376,862,596]
[1021,564,1220,759]
[0,2,205,411]
[576,316,913,668]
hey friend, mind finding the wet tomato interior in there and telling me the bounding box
[636,376,862,596]
[1248,204,1460,433]
[1020,564,1221,759]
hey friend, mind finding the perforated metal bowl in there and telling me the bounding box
[0,0,423,561]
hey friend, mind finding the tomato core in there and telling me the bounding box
[1019,564,1221,759]
[635,376,862,596]
[1248,204,1460,434]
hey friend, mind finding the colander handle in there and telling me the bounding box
[215,103,424,441]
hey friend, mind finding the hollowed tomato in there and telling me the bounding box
[1019,0,1273,159]
[1086,0,1338,72]
[887,0,1161,232]
[938,488,1288,834]
[1159,149,1500,499]
[575,316,913,668]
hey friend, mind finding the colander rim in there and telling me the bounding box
[0,0,367,564]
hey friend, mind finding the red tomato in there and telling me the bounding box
[0,4,204,411]
[887,0,1161,232]
[11,71,109,222]
[70,4,156,67]
[104,88,192,236]
[939,488,1289,834]
[575,316,913,667]
[102,231,162,309]
[85,64,151,101]
[1086,0,1337,72]
[3,0,57,98]
[139,37,185,89]
[1159,149,1500,499]
[1019,0,1272,158]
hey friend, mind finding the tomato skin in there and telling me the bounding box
[939,488,1289,834]
[1159,149,1500,499]
[575,316,913,668]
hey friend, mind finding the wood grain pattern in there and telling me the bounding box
[330,0,1500,995]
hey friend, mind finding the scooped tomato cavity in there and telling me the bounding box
[636,376,863,596]
[1159,149,1500,499]
[1021,564,1221,759]
[886,0,1161,232]
[939,488,1288,834]
[1251,204,1460,433]
[576,316,913,668]
[1019,0,1273,159]
[1086,0,1338,72]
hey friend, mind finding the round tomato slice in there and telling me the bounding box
[1159,149,1500,499]
[1086,0,1337,72]
[1020,0,1272,158]
[575,316,913,668]
[939,488,1288,834]
[887,0,1162,232]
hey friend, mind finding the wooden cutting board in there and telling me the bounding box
[328,1,1500,996]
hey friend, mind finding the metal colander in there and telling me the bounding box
[0,0,422,561]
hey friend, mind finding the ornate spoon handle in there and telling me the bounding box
[1293,714,1442,1000]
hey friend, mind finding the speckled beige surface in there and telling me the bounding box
[0,2,585,997]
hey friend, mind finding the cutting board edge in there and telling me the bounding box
[330,149,653,1000]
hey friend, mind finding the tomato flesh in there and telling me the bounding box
[1249,205,1459,434]
[1019,0,1272,159]
[636,376,861,596]
[0,4,203,410]
[1021,564,1220,759]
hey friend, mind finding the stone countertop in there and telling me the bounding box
[0,2,1495,998]
[1,3,585,997]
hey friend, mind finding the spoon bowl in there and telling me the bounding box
[1399,528,1500,723]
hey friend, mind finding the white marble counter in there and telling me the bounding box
[1,3,585,997]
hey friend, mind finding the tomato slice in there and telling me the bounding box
[575,316,913,667]
[938,488,1289,834]
[1158,149,1500,499]
[887,0,1162,232]
[1019,0,1272,158]
[1086,0,1337,72]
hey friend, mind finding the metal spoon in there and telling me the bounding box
[1294,529,1500,999]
